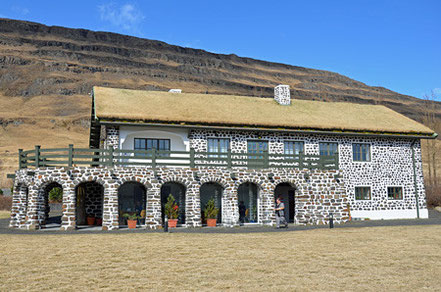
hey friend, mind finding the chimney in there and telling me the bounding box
[168,89,182,93]
[274,85,291,105]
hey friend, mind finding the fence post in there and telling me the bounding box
[18,149,23,169]
[190,148,195,168]
[227,149,232,168]
[68,144,73,167]
[263,150,269,169]
[35,145,40,168]
[151,148,156,169]
[109,147,114,167]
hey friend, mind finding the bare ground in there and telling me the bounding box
[1,225,440,291]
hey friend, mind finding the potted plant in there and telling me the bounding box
[204,198,219,227]
[164,194,179,228]
[86,214,95,225]
[123,213,140,229]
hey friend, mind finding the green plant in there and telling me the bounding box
[122,213,140,220]
[204,198,219,219]
[164,194,179,219]
[0,189,3,196]
[48,187,63,203]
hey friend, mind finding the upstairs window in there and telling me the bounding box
[319,142,338,156]
[247,140,268,159]
[284,141,304,156]
[134,138,170,157]
[355,187,371,200]
[388,187,403,200]
[208,138,229,158]
[353,143,370,162]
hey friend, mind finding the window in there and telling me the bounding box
[284,141,304,156]
[355,187,371,200]
[134,138,170,157]
[319,142,338,156]
[388,187,403,200]
[207,138,229,158]
[353,143,370,162]
[247,140,268,159]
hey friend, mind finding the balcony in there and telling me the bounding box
[17,145,339,170]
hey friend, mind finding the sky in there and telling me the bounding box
[0,0,440,100]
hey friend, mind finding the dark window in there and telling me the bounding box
[134,138,170,157]
[353,143,370,161]
[207,138,229,158]
[388,187,403,200]
[247,140,268,159]
[284,141,304,156]
[319,142,338,156]
[355,187,371,200]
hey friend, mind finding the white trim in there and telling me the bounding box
[351,209,428,220]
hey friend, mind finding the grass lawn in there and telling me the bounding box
[0,210,10,219]
[1,225,441,291]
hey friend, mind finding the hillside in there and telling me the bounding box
[0,18,440,187]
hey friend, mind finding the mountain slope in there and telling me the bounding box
[0,18,439,187]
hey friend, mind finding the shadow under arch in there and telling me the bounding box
[117,181,147,227]
[75,181,104,228]
[160,181,186,225]
[237,182,260,224]
[200,182,223,224]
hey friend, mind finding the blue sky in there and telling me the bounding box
[1,0,440,100]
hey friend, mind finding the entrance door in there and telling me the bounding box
[274,183,296,223]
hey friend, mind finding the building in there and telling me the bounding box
[9,85,437,230]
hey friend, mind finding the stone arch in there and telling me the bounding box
[117,175,153,190]
[39,181,64,227]
[74,180,105,227]
[234,179,264,191]
[160,175,191,190]
[117,181,147,227]
[199,176,229,190]
[270,180,298,193]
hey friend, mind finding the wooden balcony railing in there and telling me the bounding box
[18,145,339,170]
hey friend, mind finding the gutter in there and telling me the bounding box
[99,120,438,140]
[411,139,420,219]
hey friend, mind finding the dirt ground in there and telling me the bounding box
[1,225,440,291]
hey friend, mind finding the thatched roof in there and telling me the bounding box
[93,86,435,137]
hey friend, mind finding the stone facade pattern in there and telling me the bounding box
[10,166,348,230]
[274,85,291,105]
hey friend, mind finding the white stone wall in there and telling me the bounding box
[274,85,291,105]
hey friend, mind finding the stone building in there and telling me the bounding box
[9,85,437,230]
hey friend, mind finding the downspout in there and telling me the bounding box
[411,139,420,219]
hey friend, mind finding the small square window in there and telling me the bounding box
[319,142,338,156]
[387,187,403,200]
[353,143,370,162]
[355,187,371,200]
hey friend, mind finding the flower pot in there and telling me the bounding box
[168,219,178,228]
[207,218,217,227]
[86,216,95,226]
[127,219,137,229]
[96,218,102,226]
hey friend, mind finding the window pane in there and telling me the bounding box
[355,187,371,200]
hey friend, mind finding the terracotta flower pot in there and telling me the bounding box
[168,219,178,228]
[87,216,95,226]
[96,218,103,226]
[127,219,137,229]
[207,218,217,227]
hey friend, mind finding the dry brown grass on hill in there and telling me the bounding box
[1,225,441,291]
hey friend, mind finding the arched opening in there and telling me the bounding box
[274,183,296,223]
[161,182,186,225]
[40,182,63,228]
[200,182,223,225]
[118,182,147,228]
[237,182,259,224]
[75,181,104,228]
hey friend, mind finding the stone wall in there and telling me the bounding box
[10,166,348,230]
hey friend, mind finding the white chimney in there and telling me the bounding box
[274,85,291,105]
[168,89,182,93]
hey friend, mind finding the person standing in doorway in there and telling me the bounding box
[275,197,288,229]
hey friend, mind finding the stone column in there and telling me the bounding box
[186,183,201,227]
[260,189,275,225]
[17,185,29,228]
[25,186,40,230]
[222,187,239,226]
[145,187,161,229]
[9,185,20,228]
[61,186,76,230]
[102,185,119,230]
